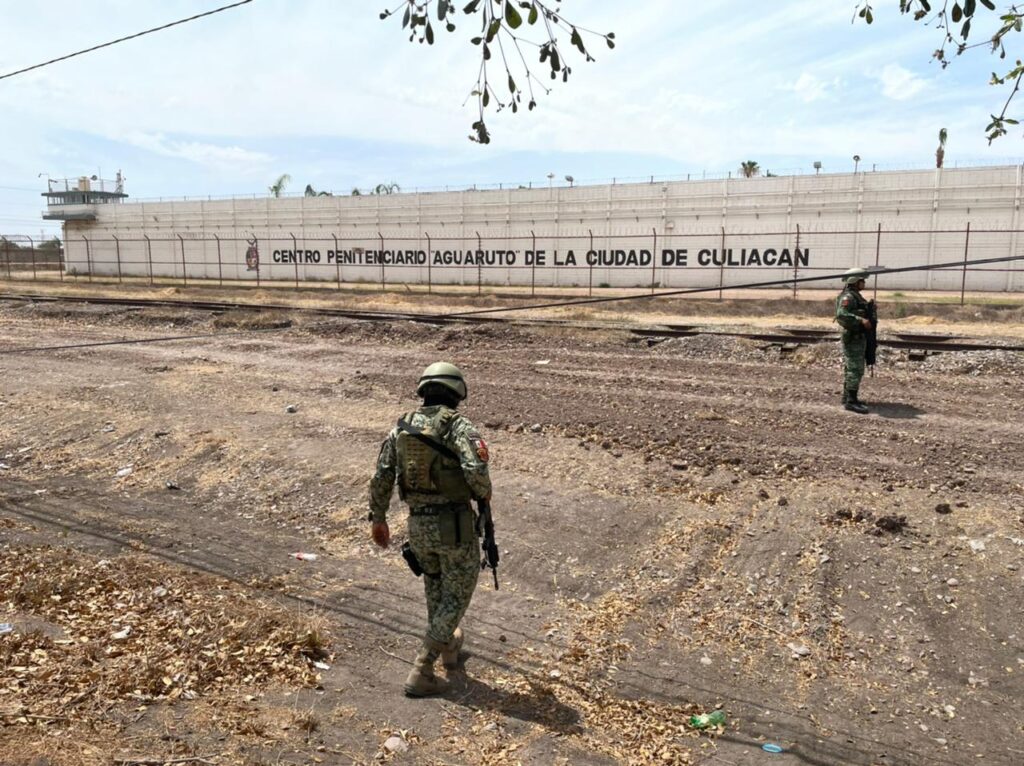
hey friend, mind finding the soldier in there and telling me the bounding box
[368,362,492,697]
[835,267,874,414]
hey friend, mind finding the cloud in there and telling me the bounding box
[117,132,273,169]
[788,72,831,103]
[876,63,927,100]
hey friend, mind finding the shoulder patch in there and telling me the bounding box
[470,434,489,462]
[841,297,851,307]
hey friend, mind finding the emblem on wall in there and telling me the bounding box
[245,238,260,271]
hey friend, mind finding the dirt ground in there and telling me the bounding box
[1,286,1023,766]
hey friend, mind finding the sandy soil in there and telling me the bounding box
[1,291,1022,765]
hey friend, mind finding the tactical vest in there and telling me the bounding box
[835,288,868,331]
[395,407,473,503]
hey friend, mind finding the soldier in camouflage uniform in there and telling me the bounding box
[835,267,873,414]
[368,362,492,697]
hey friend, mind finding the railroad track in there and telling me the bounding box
[3,292,1023,354]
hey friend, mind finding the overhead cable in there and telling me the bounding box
[0,0,255,82]
[441,254,1024,317]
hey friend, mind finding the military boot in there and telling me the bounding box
[441,627,464,670]
[404,637,449,698]
[844,389,868,415]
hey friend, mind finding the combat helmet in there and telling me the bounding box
[842,267,870,285]
[417,362,467,401]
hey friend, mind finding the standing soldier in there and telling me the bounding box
[835,267,874,414]
[368,362,492,697]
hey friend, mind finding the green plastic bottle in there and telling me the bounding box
[688,710,726,729]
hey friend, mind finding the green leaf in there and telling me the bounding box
[951,3,962,23]
[570,28,586,55]
[426,21,434,44]
[471,36,482,44]
[528,5,538,24]
[865,7,872,23]
[463,0,481,13]
[606,37,615,49]
[483,89,490,107]
[980,0,995,8]
[508,74,516,93]
[964,0,975,16]
[438,0,449,19]
[487,17,501,41]
[402,4,411,28]
[921,0,931,11]
[505,2,522,29]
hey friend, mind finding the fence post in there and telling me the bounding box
[57,241,64,282]
[718,226,726,300]
[144,235,154,285]
[254,236,261,288]
[588,229,594,296]
[84,236,93,282]
[476,231,482,295]
[960,221,971,306]
[113,235,123,284]
[426,232,432,294]
[27,236,37,281]
[792,224,801,299]
[214,234,223,287]
[378,232,386,290]
[650,227,657,294]
[2,237,10,280]
[177,234,187,287]
[873,223,881,302]
[530,230,536,296]
[333,233,341,289]
[290,233,299,289]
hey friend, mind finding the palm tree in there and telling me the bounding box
[372,182,401,195]
[936,128,948,169]
[268,173,291,198]
[303,184,333,197]
[350,187,362,196]
[739,161,760,178]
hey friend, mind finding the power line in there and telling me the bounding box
[0,0,255,82]
[441,254,1024,317]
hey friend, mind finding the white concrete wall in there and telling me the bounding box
[61,166,1024,291]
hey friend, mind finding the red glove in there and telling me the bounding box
[371,521,390,549]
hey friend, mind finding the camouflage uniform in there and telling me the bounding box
[369,404,491,646]
[834,284,871,401]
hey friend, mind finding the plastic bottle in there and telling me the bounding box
[688,710,726,729]
[291,552,318,561]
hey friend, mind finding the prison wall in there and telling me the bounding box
[59,166,1024,292]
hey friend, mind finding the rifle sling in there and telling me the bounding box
[396,418,461,463]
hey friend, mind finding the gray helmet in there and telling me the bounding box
[842,267,869,285]
[417,361,467,401]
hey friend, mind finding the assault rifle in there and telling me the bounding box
[477,498,500,590]
[866,299,878,369]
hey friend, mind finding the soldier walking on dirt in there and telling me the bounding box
[368,362,492,697]
[835,267,874,414]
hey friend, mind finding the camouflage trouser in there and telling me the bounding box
[842,332,866,396]
[408,511,480,645]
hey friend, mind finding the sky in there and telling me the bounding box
[2,0,1024,238]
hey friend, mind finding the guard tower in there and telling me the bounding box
[42,171,127,221]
